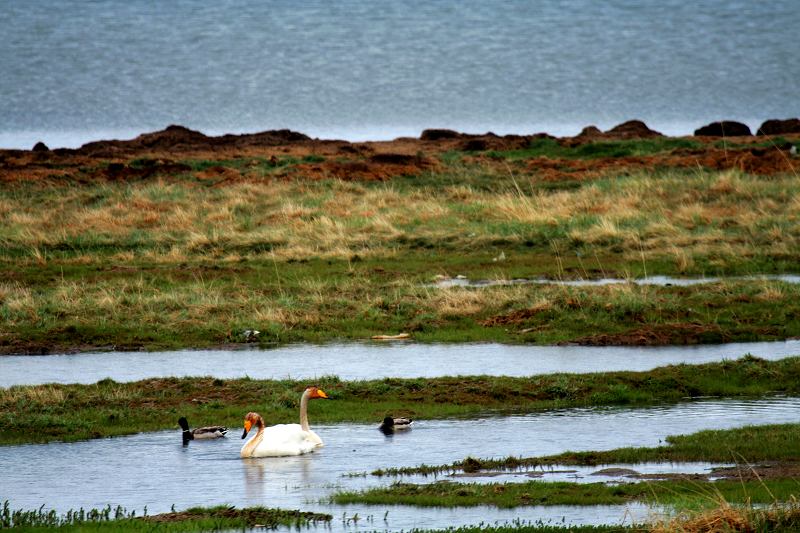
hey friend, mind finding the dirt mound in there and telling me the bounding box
[574,323,728,345]
[97,160,192,180]
[605,120,663,139]
[757,118,800,135]
[76,125,312,156]
[420,129,463,141]
[286,155,436,181]
[694,121,752,137]
[570,120,662,144]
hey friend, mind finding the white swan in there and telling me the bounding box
[240,386,329,458]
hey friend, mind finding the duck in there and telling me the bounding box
[379,416,413,435]
[240,385,329,458]
[178,416,228,444]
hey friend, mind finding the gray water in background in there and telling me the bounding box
[2,396,797,529]
[1,0,798,149]
[1,340,798,387]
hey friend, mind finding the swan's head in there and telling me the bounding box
[306,386,329,399]
[241,412,262,439]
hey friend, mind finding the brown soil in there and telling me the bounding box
[1,124,797,186]
[572,323,729,346]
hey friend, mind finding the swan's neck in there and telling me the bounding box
[242,416,265,457]
[300,389,311,431]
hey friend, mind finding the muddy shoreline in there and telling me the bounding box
[2,119,799,186]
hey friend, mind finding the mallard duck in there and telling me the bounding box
[240,386,329,458]
[178,416,228,443]
[379,416,413,435]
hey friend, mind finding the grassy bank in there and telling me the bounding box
[2,356,800,445]
[371,423,800,476]
[331,478,800,508]
[1,502,330,532]
[2,156,800,352]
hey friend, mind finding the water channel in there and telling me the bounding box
[2,396,798,530]
[432,274,800,288]
[2,340,798,388]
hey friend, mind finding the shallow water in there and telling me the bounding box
[2,1,798,148]
[433,274,800,288]
[1,340,798,388]
[1,396,797,530]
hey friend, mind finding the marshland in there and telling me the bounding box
[2,127,800,532]
[3,1,800,531]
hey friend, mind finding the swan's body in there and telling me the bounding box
[240,386,328,458]
[178,416,228,444]
[379,416,413,435]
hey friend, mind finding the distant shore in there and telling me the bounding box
[1,117,799,152]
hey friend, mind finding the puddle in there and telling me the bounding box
[1,396,797,530]
[1,340,798,387]
[432,274,800,288]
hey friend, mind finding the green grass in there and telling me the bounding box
[480,137,702,160]
[1,502,331,531]
[332,478,800,508]
[3,149,800,352]
[3,356,800,445]
[371,423,800,476]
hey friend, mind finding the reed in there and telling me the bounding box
[0,501,331,531]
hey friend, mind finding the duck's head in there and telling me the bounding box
[178,416,190,432]
[241,412,263,439]
[305,386,329,400]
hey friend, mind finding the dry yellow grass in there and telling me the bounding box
[1,168,798,266]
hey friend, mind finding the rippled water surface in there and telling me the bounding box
[1,341,798,387]
[1,397,798,530]
[1,0,798,148]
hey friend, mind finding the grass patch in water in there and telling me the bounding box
[0,501,331,531]
[331,478,800,509]
[2,356,800,445]
[372,423,800,477]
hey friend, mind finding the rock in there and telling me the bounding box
[32,141,50,152]
[605,120,663,139]
[241,329,260,342]
[694,121,752,137]
[420,129,462,141]
[757,118,800,136]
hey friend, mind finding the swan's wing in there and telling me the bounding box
[251,424,323,457]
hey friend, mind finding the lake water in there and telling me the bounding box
[1,0,798,149]
[1,340,798,387]
[2,396,797,530]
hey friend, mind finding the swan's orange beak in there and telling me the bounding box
[241,419,252,439]
[316,389,329,399]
